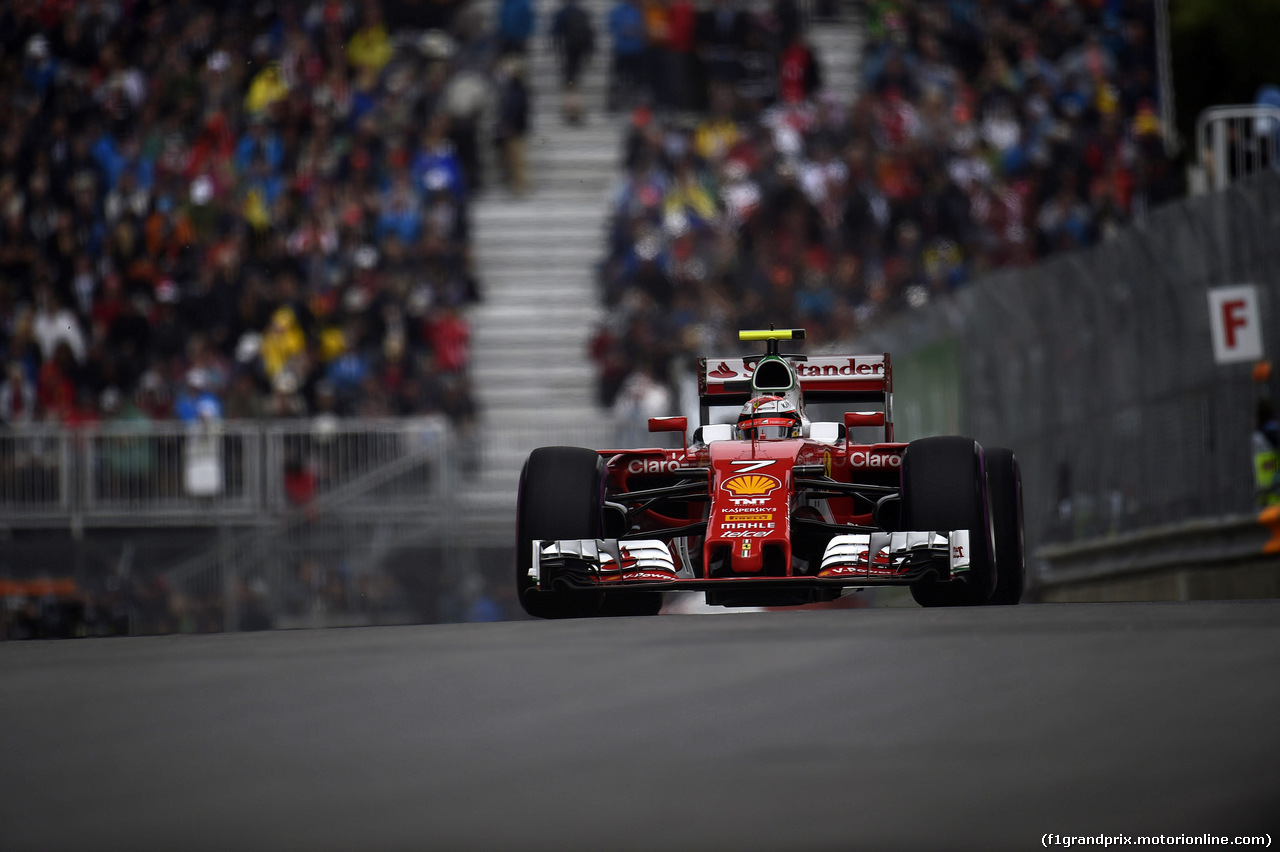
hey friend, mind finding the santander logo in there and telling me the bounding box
[708,362,738,379]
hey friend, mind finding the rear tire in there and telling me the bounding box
[900,436,996,607]
[516,446,607,618]
[985,447,1025,605]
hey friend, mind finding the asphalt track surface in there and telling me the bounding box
[3,600,1278,852]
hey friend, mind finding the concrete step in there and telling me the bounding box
[474,384,598,406]
[473,204,613,225]
[472,361,597,384]
[471,287,598,307]
[469,322,595,343]
[469,336,600,359]
[476,267,599,283]
[472,245,600,263]
[472,227,602,245]
[475,185,613,204]
[472,301,598,321]
[473,409,601,433]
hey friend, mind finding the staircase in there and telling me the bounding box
[459,2,864,534]
[462,0,624,530]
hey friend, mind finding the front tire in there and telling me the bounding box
[516,446,607,618]
[900,436,997,607]
[515,446,663,618]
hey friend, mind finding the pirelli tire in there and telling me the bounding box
[900,436,998,607]
[515,446,664,618]
[984,447,1025,605]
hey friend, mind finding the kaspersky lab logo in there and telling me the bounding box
[721,474,781,497]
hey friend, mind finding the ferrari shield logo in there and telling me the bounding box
[741,540,752,558]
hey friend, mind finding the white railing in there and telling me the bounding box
[0,417,453,527]
[1196,104,1280,192]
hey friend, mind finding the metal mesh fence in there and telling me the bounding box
[853,172,1280,571]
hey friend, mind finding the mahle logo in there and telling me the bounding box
[721,474,781,497]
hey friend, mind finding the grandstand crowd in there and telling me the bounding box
[594,0,1180,406]
[0,0,486,433]
[0,0,1182,422]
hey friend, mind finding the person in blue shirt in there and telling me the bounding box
[375,175,423,244]
[608,0,646,112]
[174,369,224,424]
[498,0,536,56]
[235,116,285,176]
[410,118,466,201]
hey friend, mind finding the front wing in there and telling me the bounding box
[529,530,971,593]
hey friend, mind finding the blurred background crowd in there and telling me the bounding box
[592,0,1179,407]
[0,0,488,434]
[0,0,1183,423]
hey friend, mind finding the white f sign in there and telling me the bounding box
[1208,285,1264,365]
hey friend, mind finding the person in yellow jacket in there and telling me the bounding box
[1253,361,1280,506]
[663,159,717,225]
[347,6,393,73]
[261,306,306,381]
[244,64,288,115]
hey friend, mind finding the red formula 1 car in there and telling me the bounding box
[516,329,1024,618]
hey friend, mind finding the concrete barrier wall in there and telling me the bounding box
[1032,511,1280,601]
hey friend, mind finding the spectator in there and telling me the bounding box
[32,289,85,365]
[642,0,673,110]
[100,385,155,495]
[0,361,36,427]
[174,368,225,425]
[778,33,822,105]
[608,0,647,112]
[611,358,671,446]
[697,0,749,101]
[498,0,537,57]
[551,0,597,124]
[493,57,531,196]
[347,3,395,74]
[666,0,699,111]
[425,303,472,375]
[412,114,467,200]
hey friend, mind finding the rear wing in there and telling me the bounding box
[697,353,894,436]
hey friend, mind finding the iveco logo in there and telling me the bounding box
[721,474,781,496]
[849,451,901,468]
[627,459,679,474]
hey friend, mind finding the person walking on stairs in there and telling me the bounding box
[551,0,597,124]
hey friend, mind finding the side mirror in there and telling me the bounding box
[844,411,885,430]
[648,416,688,450]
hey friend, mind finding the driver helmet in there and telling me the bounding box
[735,395,803,440]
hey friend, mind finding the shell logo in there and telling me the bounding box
[721,474,781,497]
